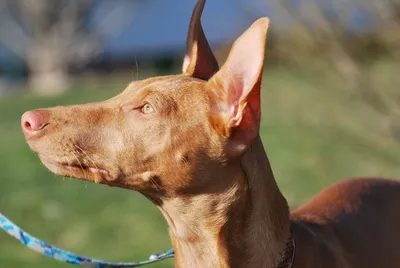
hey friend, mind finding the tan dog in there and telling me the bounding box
[21,1,400,267]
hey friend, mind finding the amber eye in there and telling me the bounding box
[141,103,154,114]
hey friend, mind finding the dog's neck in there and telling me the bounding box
[159,136,290,268]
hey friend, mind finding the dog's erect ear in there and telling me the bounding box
[209,18,270,157]
[182,0,219,80]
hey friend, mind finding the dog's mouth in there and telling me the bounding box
[39,154,113,184]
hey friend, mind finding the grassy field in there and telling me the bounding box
[0,65,399,267]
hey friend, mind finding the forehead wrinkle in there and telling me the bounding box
[150,91,179,114]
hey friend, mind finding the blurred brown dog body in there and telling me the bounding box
[21,1,400,267]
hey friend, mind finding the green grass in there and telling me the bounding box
[0,66,399,267]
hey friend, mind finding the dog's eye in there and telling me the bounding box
[141,103,154,114]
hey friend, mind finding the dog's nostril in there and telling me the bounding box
[24,121,32,131]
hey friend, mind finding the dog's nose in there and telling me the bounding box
[21,110,50,139]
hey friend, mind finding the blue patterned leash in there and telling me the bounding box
[0,213,174,267]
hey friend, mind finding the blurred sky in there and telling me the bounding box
[0,0,375,64]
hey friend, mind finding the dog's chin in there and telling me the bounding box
[39,154,115,184]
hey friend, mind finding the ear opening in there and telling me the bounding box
[182,0,219,80]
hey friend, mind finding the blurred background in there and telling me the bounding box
[0,0,399,267]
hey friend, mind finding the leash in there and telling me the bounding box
[1,211,296,267]
[0,213,174,267]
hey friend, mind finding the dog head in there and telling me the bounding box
[22,0,270,203]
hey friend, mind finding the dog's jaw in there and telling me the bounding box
[39,154,114,184]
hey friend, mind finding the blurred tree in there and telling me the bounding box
[263,0,400,124]
[0,0,98,95]
[274,0,387,113]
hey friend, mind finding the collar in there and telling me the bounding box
[277,231,296,268]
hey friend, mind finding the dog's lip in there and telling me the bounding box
[39,154,111,178]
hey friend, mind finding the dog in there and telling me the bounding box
[21,0,400,267]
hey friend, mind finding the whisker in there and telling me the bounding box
[74,145,99,170]
[70,150,87,180]
[74,145,115,171]
[149,177,160,194]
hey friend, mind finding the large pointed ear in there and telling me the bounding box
[182,0,219,80]
[208,18,269,157]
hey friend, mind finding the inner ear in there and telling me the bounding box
[182,0,219,80]
[208,18,270,158]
